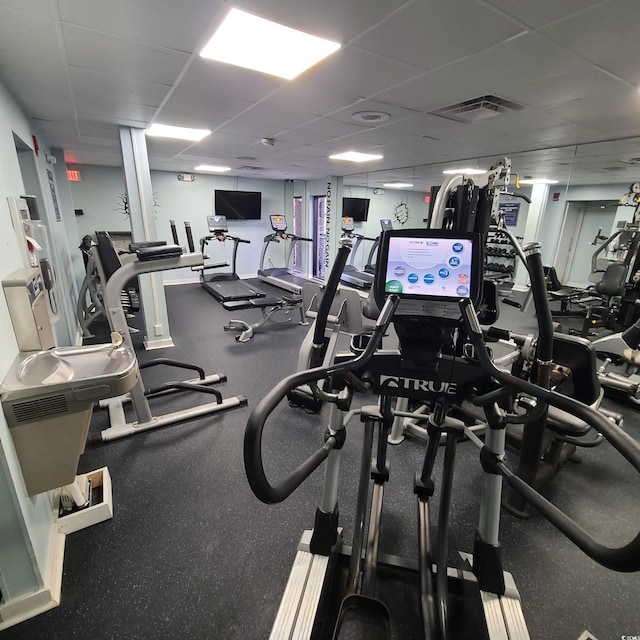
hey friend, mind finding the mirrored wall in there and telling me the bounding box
[342,137,640,289]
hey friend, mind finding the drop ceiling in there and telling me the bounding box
[1,0,640,188]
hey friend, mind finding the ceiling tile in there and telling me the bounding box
[541,0,640,63]
[262,83,361,117]
[0,0,55,17]
[354,0,524,71]
[70,67,171,107]
[483,0,606,28]
[545,87,640,127]
[301,46,423,98]
[479,110,571,134]
[232,0,409,43]
[0,53,70,92]
[62,24,191,85]
[74,95,158,122]
[598,53,640,87]
[179,57,285,102]
[152,107,229,132]
[237,104,317,130]
[521,123,604,145]
[146,137,195,158]
[58,0,226,53]
[497,65,629,108]
[0,8,62,61]
[162,88,254,120]
[380,113,472,136]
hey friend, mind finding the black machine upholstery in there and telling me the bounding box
[95,231,123,280]
[545,332,601,436]
[595,262,628,298]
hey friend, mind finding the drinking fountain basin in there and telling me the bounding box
[1,341,139,495]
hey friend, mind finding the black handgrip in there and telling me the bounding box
[170,220,179,245]
[511,191,532,204]
[486,327,511,341]
[238,238,250,244]
[461,300,640,571]
[313,245,351,346]
[244,295,399,504]
[184,222,195,253]
[525,245,553,365]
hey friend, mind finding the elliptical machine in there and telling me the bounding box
[243,163,640,639]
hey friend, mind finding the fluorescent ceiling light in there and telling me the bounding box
[200,8,341,80]
[329,151,383,163]
[194,164,231,173]
[384,182,413,189]
[146,124,211,142]
[519,178,559,185]
[442,167,486,175]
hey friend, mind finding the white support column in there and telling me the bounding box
[514,184,550,290]
[118,127,173,349]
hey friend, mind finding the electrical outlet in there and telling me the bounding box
[154,324,163,336]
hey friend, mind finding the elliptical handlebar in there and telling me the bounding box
[312,243,352,346]
[460,243,640,572]
[244,295,399,504]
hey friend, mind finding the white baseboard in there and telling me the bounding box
[0,531,65,631]
[143,336,175,350]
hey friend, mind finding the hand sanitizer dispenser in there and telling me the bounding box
[2,267,55,352]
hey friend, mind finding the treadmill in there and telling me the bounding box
[257,214,317,295]
[199,214,265,302]
[364,218,393,274]
[339,216,377,289]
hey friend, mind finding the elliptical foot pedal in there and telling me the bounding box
[332,595,390,640]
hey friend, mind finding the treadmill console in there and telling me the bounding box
[270,215,288,232]
[207,214,228,233]
[342,217,354,232]
[380,219,393,231]
[375,229,481,321]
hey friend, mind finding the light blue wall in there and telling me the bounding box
[70,167,307,281]
[0,80,60,603]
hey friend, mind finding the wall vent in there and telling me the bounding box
[430,95,523,124]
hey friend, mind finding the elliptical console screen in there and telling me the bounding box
[270,214,287,231]
[375,230,481,320]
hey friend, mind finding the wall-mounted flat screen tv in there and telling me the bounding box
[342,197,370,222]
[214,190,262,220]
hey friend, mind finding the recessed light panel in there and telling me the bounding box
[194,164,232,172]
[519,178,559,185]
[146,124,211,142]
[200,9,341,80]
[384,182,413,188]
[329,151,383,163]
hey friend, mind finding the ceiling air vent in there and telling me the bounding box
[430,95,523,124]
[237,165,265,172]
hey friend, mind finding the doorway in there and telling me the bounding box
[312,195,327,279]
[556,200,619,287]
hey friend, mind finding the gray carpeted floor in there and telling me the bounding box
[2,281,639,640]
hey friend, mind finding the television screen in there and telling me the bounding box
[343,197,370,222]
[214,190,262,220]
